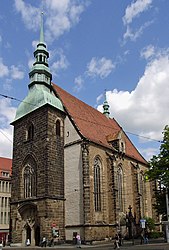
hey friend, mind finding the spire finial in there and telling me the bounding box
[104,89,107,100]
[103,89,110,118]
[40,11,44,44]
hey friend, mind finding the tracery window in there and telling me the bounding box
[24,164,36,198]
[94,157,102,212]
[117,165,123,212]
[139,172,145,217]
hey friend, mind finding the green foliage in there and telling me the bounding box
[152,189,167,219]
[148,231,164,239]
[144,217,155,231]
[146,125,169,217]
[147,125,169,187]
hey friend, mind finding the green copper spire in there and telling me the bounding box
[40,12,44,44]
[13,12,64,122]
[103,90,110,118]
[28,11,51,88]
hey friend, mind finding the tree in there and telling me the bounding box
[152,188,167,220]
[144,217,155,231]
[147,125,169,218]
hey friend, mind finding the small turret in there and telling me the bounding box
[29,12,52,87]
[103,90,110,118]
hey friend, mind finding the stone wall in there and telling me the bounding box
[11,104,65,245]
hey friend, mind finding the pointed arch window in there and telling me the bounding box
[27,123,34,141]
[94,157,101,211]
[117,165,123,212]
[24,164,36,198]
[56,120,61,136]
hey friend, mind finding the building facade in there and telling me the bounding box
[0,157,12,244]
[10,15,154,246]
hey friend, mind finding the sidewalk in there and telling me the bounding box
[3,238,169,250]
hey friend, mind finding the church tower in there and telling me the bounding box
[10,13,65,246]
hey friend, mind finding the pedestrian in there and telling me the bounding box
[140,231,145,244]
[144,231,148,244]
[118,231,122,246]
[26,238,30,246]
[41,236,46,247]
[76,233,81,248]
[0,240,3,250]
[114,233,120,249]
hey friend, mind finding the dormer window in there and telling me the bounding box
[111,140,119,151]
[106,132,125,153]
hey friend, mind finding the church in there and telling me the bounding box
[10,15,154,246]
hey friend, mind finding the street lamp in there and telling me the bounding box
[126,205,135,245]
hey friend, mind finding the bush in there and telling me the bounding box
[148,231,164,238]
[144,217,155,231]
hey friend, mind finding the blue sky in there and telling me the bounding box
[0,0,168,160]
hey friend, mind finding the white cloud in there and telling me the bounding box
[0,98,16,158]
[123,20,153,42]
[73,75,84,93]
[97,48,169,142]
[73,57,115,93]
[140,147,159,160]
[0,99,16,125]
[10,65,24,80]
[122,0,153,43]
[96,93,104,104]
[0,57,24,90]
[45,0,87,43]
[140,44,155,59]
[28,58,34,70]
[32,40,38,49]
[3,79,13,91]
[51,49,69,76]
[0,127,13,158]
[86,57,115,79]
[14,0,88,43]
[0,58,9,77]
[14,0,40,31]
[123,0,152,25]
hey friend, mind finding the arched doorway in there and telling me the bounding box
[18,202,38,246]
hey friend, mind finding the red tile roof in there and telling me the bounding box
[53,84,147,165]
[0,157,12,174]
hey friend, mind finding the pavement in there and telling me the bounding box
[2,238,169,250]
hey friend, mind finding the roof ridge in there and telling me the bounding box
[53,83,147,165]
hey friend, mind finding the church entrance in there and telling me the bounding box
[18,202,38,246]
